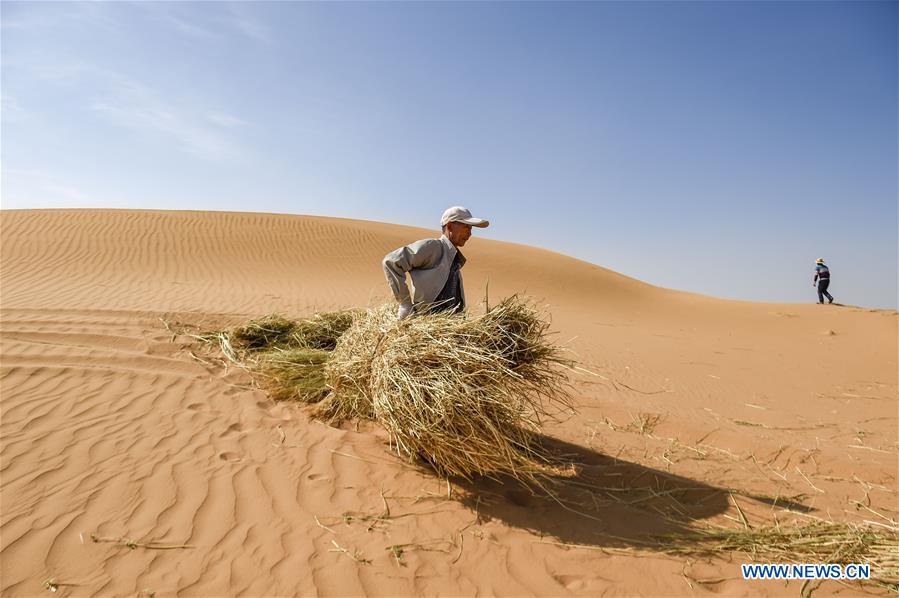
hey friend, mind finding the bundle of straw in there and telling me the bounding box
[314,296,574,482]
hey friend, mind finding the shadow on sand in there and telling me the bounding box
[443,433,812,551]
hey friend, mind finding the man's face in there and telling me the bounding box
[445,221,473,247]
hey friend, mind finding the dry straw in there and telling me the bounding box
[224,311,358,402]
[656,520,899,591]
[230,311,357,352]
[212,296,575,482]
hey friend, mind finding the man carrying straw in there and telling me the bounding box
[382,206,490,319]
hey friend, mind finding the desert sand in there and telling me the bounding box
[1,208,895,597]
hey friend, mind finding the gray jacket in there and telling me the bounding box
[382,234,466,307]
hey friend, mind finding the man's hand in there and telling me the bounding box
[398,302,414,320]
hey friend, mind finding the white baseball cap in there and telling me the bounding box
[440,206,489,228]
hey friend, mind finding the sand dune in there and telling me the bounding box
[1,209,895,596]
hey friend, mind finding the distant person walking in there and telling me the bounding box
[383,207,490,319]
[813,258,834,304]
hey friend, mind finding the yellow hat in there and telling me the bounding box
[816,258,825,264]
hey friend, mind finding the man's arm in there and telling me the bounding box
[382,239,443,305]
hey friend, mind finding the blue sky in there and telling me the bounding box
[2,1,896,309]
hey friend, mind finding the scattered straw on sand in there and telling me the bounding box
[656,520,899,591]
[544,519,898,591]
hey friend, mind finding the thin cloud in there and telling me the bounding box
[132,2,270,44]
[5,44,249,163]
[222,3,273,44]
[206,111,248,128]
[162,13,216,39]
[137,3,217,40]
[92,98,242,161]
[88,74,245,161]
